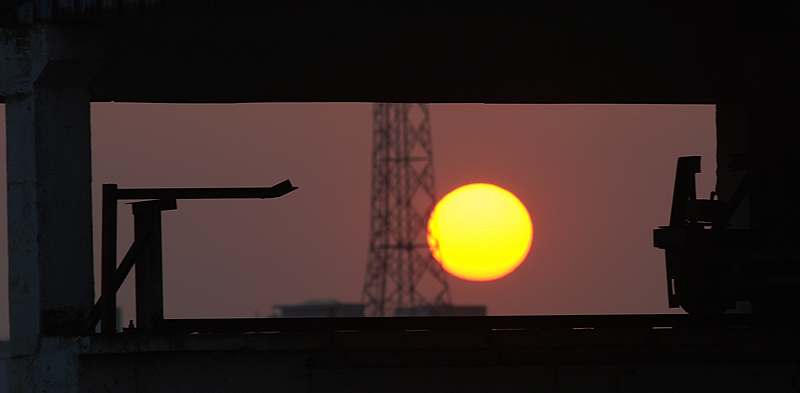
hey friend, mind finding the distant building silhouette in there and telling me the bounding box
[273,299,365,318]
[395,305,487,317]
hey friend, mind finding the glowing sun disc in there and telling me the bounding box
[427,183,533,282]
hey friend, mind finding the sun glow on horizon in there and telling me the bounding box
[427,183,533,282]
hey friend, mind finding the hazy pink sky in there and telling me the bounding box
[0,103,716,338]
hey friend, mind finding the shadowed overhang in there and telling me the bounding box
[1,1,798,104]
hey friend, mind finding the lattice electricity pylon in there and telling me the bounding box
[362,103,452,317]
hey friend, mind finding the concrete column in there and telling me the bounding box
[0,25,101,392]
[715,95,750,229]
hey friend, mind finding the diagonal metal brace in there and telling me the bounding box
[81,230,151,334]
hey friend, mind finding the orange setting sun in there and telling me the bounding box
[427,183,534,282]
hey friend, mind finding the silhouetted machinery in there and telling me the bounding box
[654,156,800,315]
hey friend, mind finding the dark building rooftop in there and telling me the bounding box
[395,305,487,317]
[273,300,365,318]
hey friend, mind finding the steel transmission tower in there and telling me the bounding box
[362,103,452,317]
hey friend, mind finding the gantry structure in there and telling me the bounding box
[362,103,451,316]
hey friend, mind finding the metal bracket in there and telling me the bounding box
[82,180,297,334]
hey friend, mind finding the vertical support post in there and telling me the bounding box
[101,184,118,333]
[132,201,171,331]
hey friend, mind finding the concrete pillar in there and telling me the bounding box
[0,25,101,392]
[715,95,750,230]
[716,51,800,312]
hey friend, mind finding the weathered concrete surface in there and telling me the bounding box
[27,338,88,393]
[0,25,100,392]
[78,327,799,392]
